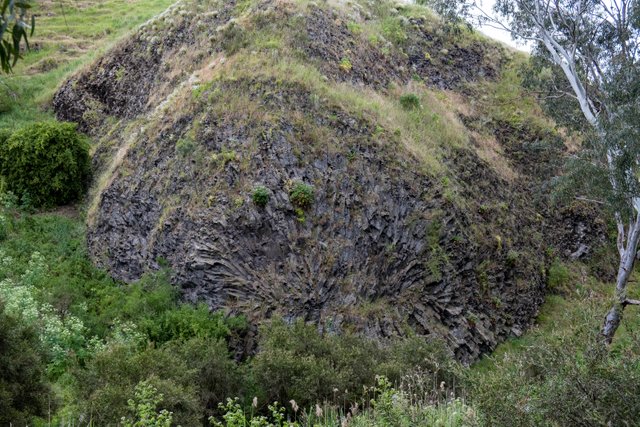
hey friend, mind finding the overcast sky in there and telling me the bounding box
[401,0,529,51]
[474,0,530,51]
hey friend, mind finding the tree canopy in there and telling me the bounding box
[483,0,640,341]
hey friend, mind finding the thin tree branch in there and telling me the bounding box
[575,196,608,205]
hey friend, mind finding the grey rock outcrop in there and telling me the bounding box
[53,0,605,362]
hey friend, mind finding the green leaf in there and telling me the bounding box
[0,43,7,72]
[1,0,10,17]
[11,23,21,67]
[1,39,13,71]
[20,22,28,50]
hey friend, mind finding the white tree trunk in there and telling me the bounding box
[602,209,640,343]
[483,0,640,343]
[535,20,640,344]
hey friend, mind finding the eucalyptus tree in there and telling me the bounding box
[475,0,640,342]
[0,0,34,73]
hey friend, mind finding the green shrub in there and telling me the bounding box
[339,57,353,72]
[548,258,570,291]
[89,269,245,345]
[220,22,249,54]
[400,93,421,110]
[251,318,458,411]
[289,181,314,210]
[506,250,520,267]
[150,303,246,345]
[0,301,50,426]
[0,121,91,207]
[168,338,244,419]
[73,343,202,426]
[175,138,196,157]
[78,337,242,425]
[252,185,270,207]
[347,21,362,34]
[380,16,408,45]
[467,302,640,426]
[121,380,174,427]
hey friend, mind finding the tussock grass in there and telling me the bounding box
[469,57,555,134]
[201,53,469,175]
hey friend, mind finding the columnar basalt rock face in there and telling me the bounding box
[53,0,604,362]
[83,82,542,362]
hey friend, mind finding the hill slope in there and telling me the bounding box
[53,0,604,361]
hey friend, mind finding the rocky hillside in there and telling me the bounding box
[53,0,604,362]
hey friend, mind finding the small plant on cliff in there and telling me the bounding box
[400,94,421,110]
[347,21,362,35]
[289,181,314,210]
[175,138,196,157]
[0,121,90,207]
[339,57,353,72]
[252,186,270,207]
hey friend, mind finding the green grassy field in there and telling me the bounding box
[0,0,174,129]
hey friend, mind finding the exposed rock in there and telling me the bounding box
[52,0,602,363]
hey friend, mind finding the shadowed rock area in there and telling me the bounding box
[53,0,605,362]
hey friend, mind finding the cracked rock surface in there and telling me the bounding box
[53,0,605,362]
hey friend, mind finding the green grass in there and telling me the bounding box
[472,270,640,374]
[0,0,174,129]
[202,54,468,175]
[471,58,554,133]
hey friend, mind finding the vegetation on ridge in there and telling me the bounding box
[0,0,639,425]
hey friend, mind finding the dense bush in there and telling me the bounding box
[400,93,421,110]
[252,185,270,207]
[73,342,202,426]
[251,318,458,412]
[167,337,245,419]
[0,121,90,207]
[467,300,640,426]
[289,181,314,209]
[0,301,50,426]
[73,336,240,425]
